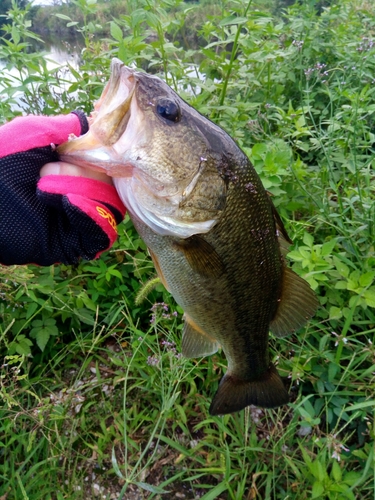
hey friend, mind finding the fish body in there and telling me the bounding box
[58,59,318,415]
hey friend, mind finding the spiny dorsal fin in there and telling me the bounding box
[209,363,289,416]
[270,266,318,338]
[173,235,225,278]
[182,313,219,358]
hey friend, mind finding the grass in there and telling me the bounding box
[1,0,375,498]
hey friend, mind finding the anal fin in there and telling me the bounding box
[270,266,318,338]
[182,314,219,358]
[209,363,289,416]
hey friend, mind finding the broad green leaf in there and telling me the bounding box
[303,232,314,248]
[312,481,324,499]
[359,271,375,288]
[331,460,342,482]
[36,329,50,351]
[288,250,304,261]
[329,306,342,319]
[11,26,20,45]
[321,238,337,256]
[251,143,267,158]
[54,13,72,21]
[110,21,123,42]
[26,302,38,319]
[333,256,350,278]
[363,289,375,308]
[335,281,348,290]
[219,16,248,26]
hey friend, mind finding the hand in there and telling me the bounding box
[0,112,126,266]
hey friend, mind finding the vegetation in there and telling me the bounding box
[1,0,375,498]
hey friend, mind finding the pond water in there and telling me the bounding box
[0,34,83,113]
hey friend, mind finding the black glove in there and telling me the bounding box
[0,112,126,266]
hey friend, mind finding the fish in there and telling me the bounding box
[58,58,318,415]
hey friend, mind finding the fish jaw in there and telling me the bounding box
[57,59,141,177]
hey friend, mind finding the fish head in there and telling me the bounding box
[58,58,228,237]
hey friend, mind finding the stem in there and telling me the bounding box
[218,0,253,108]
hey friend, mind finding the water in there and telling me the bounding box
[0,35,82,113]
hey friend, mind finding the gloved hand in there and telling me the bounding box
[0,111,126,266]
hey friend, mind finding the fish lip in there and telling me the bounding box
[56,58,138,172]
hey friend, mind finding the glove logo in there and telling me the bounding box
[96,206,117,230]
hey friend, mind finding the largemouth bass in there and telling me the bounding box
[58,58,318,415]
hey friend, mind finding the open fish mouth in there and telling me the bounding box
[57,58,220,238]
[57,58,137,177]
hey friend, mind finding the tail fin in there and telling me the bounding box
[209,363,289,416]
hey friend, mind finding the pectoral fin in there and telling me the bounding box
[173,235,225,278]
[270,266,318,338]
[182,314,219,358]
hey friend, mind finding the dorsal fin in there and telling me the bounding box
[270,266,318,338]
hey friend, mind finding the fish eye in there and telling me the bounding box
[156,98,181,123]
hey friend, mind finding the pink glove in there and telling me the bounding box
[0,111,126,265]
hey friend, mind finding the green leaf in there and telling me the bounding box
[335,281,348,290]
[31,319,44,328]
[26,302,38,319]
[303,232,314,248]
[219,16,248,26]
[35,329,50,351]
[54,13,72,21]
[74,309,95,325]
[251,143,267,158]
[333,256,350,278]
[14,335,33,356]
[111,447,124,479]
[363,289,375,308]
[110,270,123,280]
[321,238,337,256]
[110,21,123,42]
[312,481,324,498]
[135,482,170,494]
[11,26,20,45]
[346,400,375,412]
[199,482,228,500]
[329,306,342,319]
[288,250,304,261]
[331,460,342,482]
[312,460,326,482]
[360,271,375,288]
